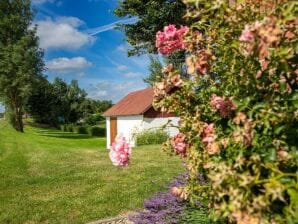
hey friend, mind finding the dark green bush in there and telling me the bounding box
[88,126,105,137]
[135,130,169,146]
[85,114,105,126]
[76,126,88,134]
[65,124,74,132]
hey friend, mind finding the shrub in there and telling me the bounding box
[76,126,88,134]
[60,124,66,132]
[88,126,105,137]
[135,130,169,146]
[153,1,297,223]
[65,124,74,132]
[84,113,104,126]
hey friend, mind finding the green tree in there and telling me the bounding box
[0,0,44,132]
[143,56,164,87]
[25,77,60,125]
[114,0,187,56]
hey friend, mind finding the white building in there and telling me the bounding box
[103,88,179,148]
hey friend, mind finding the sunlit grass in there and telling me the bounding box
[0,120,183,224]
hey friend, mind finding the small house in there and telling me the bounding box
[103,88,179,148]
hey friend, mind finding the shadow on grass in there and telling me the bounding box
[32,128,95,139]
[38,133,94,139]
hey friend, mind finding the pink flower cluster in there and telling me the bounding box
[239,17,282,70]
[109,135,132,167]
[171,133,188,156]
[201,123,220,155]
[156,24,189,55]
[202,123,216,144]
[210,94,237,118]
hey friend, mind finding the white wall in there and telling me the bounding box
[106,115,144,148]
[143,117,180,137]
[106,115,180,149]
[117,115,144,147]
[106,117,110,149]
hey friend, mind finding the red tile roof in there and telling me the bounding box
[103,88,154,117]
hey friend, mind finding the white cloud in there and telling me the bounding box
[123,72,142,78]
[117,65,129,71]
[116,43,130,53]
[46,57,92,73]
[36,17,94,50]
[87,80,146,102]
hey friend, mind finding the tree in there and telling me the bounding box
[114,0,187,56]
[0,0,44,132]
[25,77,60,125]
[143,56,164,86]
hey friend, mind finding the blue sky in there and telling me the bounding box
[0,0,151,113]
[34,0,151,101]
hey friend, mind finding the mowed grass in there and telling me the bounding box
[0,121,183,224]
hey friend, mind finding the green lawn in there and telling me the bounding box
[0,121,183,224]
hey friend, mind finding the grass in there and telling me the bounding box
[0,120,183,224]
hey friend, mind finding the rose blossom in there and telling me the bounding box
[171,133,188,155]
[109,134,132,167]
[210,94,237,118]
[239,25,254,42]
[156,24,189,55]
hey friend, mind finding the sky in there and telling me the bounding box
[0,0,151,113]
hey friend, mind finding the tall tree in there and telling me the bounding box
[114,0,187,56]
[0,0,44,132]
[143,56,164,86]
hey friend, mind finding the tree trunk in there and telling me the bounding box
[8,92,24,132]
[15,106,24,132]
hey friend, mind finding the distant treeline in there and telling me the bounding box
[25,77,112,127]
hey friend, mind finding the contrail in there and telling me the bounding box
[87,17,138,35]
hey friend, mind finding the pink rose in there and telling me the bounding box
[210,94,237,118]
[109,135,132,167]
[239,25,254,42]
[171,133,188,155]
[156,24,189,55]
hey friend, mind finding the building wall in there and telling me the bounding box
[142,117,180,137]
[106,117,110,149]
[106,115,144,148]
[106,115,180,149]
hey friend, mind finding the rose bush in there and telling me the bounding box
[153,0,297,223]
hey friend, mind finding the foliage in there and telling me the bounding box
[84,113,105,126]
[114,0,187,56]
[135,129,169,146]
[26,77,112,126]
[88,126,105,137]
[59,124,66,132]
[143,56,164,87]
[25,77,60,126]
[76,126,88,135]
[0,120,183,223]
[0,0,44,132]
[180,206,224,224]
[65,124,74,132]
[153,0,298,223]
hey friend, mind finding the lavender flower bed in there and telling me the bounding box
[129,173,188,224]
